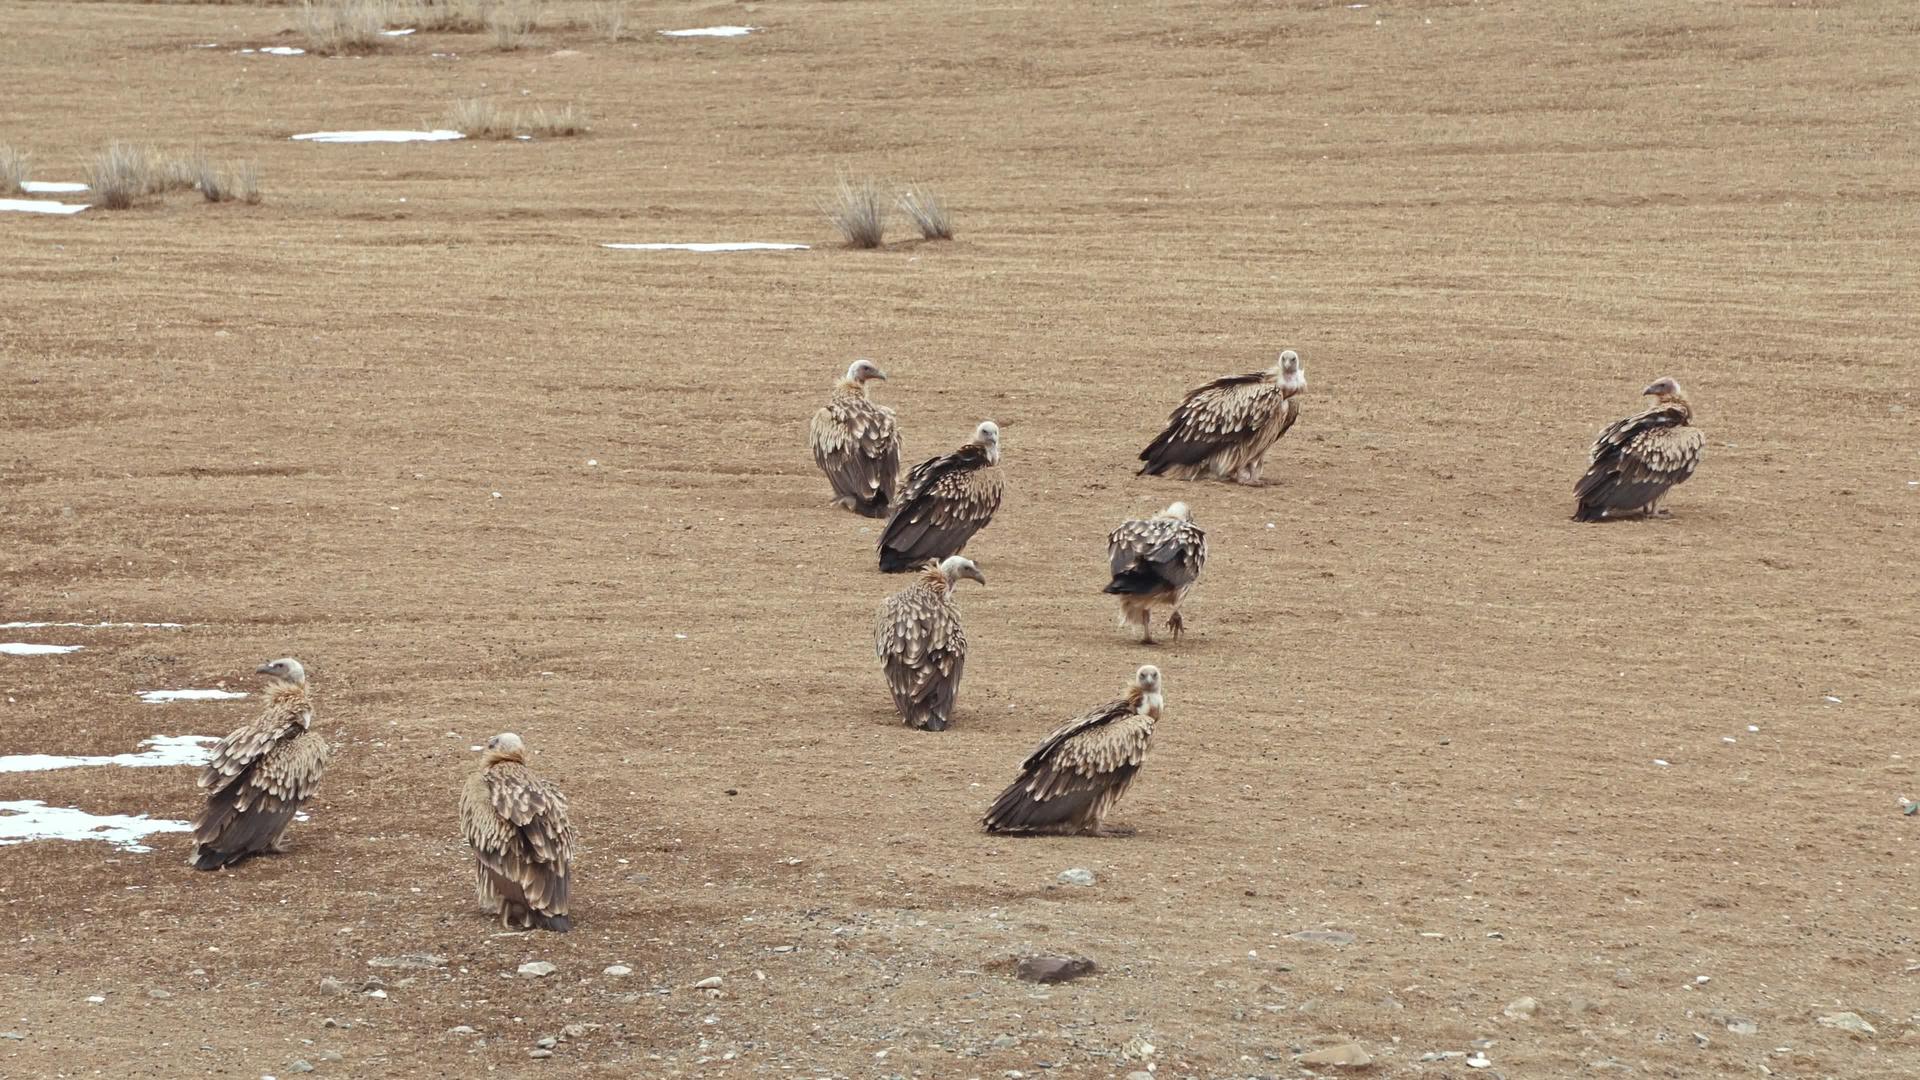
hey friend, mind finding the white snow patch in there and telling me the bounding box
[138,689,248,704]
[2,621,184,629]
[20,181,88,194]
[0,735,217,774]
[0,198,89,215]
[191,43,221,49]
[382,28,416,36]
[239,46,306,56]
[659,25,759,38]
[0,801,193,852]
[602,242,808,252]
[290,130,465,143]
[1,643,83,655]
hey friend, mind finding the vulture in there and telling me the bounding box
[460,732,576,932]
[1139,350,1306,484]
[1105,501,1207,644]
[874,555,986,731]
[877,420,1004,572]
[1574,377,1705,522]
[188,657,328,871]
[809,359,901,518]
[982,665,1164,836]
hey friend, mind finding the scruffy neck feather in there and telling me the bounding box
[920,566,950,594]
[836,377,869,398]
[484,746,526,767]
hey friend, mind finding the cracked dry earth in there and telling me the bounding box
[2,0,1918,1078]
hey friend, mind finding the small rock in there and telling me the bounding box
[148,989,173,1000]
[603,965,632,977]
[1725,1017,1758,1036]
[535,1036,558,1050]
[1612,967,1634,988]
[1296,1042,1373,1067]
[692,976,723,990]
[1287,929,1357,945]
[450,1025,477,1036]
[517,961,557,978]
[1057,868,1095,887]
[1817,1011,1876,1036]
[368,953,446,970]
[315,1051,344,1063]
[1419,1051,1465,1062]
[1121,1035,1155,1059]
[559,1023,599,1040]
[318,977,349,996]
[1503,996,1539,1020]
[1127,1073,1154,1080]
[321,1018,343,1029]
[989,1035,1019,1050]
[0,1032,22,1040]
[1466,1053,1492,1069]
[1692,1032,1711,1048]
[1568,996,1601,1015]
[1014,954,1097,984]
[363,989,387,999]
[528,1048,553,1059]
[289,1061,314,1074]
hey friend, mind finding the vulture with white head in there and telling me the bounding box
[1139,350,1305,484]
[188,657,328,870]
[460,732,576,932]
[809,359,900,517]
[1105,502,1207,643]
[982,665,1164,836]
[877,420,1004,572]
[874,555,986,731]
[1574,377,1704,521]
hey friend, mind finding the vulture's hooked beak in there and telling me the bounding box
[872,369,889,381]
[254,663,275,675]
[1640,382,1662,396]
[966,568,987,585]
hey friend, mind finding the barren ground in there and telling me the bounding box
[3,1,1918,1078]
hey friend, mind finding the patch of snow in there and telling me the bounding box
[239,46,306,56]
[2,621,184,629]
[20,181,88,194]
[602,242,808,252]
[290,130,465,143]
[659,25,759,38]
[0,643,83,655]
[138,690,248,704]
[0,199,89,216]
[0,735,218,774]
[381,28,416,36]
[0,800,193,853]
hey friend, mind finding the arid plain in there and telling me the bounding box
[3,1,1918,1077]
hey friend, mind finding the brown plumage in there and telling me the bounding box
[1139,350,1305,484]
[1574,377,1705,522]
[809,359,901,518]
[460,732,575,932]
[874,555,986,731]
[982,665,1163,836]
[188,657,328,871]
[1105,502,1207,643]
[877,420,1004,572]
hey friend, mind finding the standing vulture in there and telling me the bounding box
[809,359,901,518]
[188,657,329,871]
[1139,350,1306,484]
[460,732,576,932]
[1573,377,1704,522]
[1105,501,1207,643]
[877,420,1004,572]
[982,665,1164,836]
[874,555,986,731]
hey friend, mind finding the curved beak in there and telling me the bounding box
[254,663,275,675]
[872,369,888,381]
[1640,382,1661,396]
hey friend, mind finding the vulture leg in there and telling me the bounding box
[1140,612,1155,645]
[1167,609,1186,640]
[1090,823,1136,838]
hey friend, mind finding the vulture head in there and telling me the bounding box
[1159,501,1193,522]
[938,555,987,587]
[1276,350,1306,395]
[973,420,1001,464]
[482,732,528,764]
[845,359,887,384]
[255,657,307,686]
[1133,664,1162,695]
[1641,376,1686,403]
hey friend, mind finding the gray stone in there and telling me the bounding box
[529,1048,553,1059]
[535,1036,558,1049]
[368,953,446,970]
[989,1035,1019,1050]
[602,965,632,977]
[517,961,557,978]
[559,1023,599,1040]
[0,1032,24,1040]
[692,976,723,990]
[1126,1073,1154,1080]
[1287,929,1357,945]
[1466,1053,1492,1069]
[1817,1012,1876,1036]
[317,976,349,996]
[1057,868,1095,887]
[1503,996,1539,1020]
[1725,1017,1758,1037]
[1014,954,1096,984]
[147,989,172,1000]
[1296,1042,1373,1068]
[315,1050,344,1062]
[450,1025,477,1036]
[289,1060,315,1074]
[1612,967,1634,988]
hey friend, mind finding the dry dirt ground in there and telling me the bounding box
[3,1,1918,1077]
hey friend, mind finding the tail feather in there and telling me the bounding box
[1103,567,1160,595]
[532,911,572,933]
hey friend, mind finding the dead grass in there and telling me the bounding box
[86,143,156,210]
[487,0,536,50]
[195,157,263,204]
[584,1,628,42]
[85,143,260,209]
[0,144,28,195]
[897,184,954,240]
[298,0,390,55]
[823,174,888,248]
[518,104,587,137]
[447,98,588,139]
[447,98,511,138]
[406,0,492,32]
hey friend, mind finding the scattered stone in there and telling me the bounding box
[450,1025,477,1036]
[603,965,632,977]
[529,1048,553,1059]
[315,1051,344,1063]
[1612,967,1634,988]
[1817,1012,1875,1036]
[1014,954,1097,984]
[692,976,723,990]
[1588,1058,1633,1072]
[1121,1035,1155,1060]
[1567,996,1601,1015]
[318,977,349,996]
[1503,996,1539,1020]
[1419,1051,1466,1062]
[368,953,446,970]
[1725,1017,1758,1036]
[0,1032,21,1040]
[1470,1039,1495,1050]
[1692,1032,1711,1048]
[535,1036,558,1049]
[1127,1073,1154,1080]
[148,989,173,1000]
[363,989,387,999]
[321,1018,343,1029]
[1287,929,1357,945]
[1466,1053,1492,1068]
[989,1035,1019,1050]
[1057,868,1095,887]
[559,1023,599,1040]
[289,1060,315,1074]
[517,961,557,978]
[1296,1042,1373,1067]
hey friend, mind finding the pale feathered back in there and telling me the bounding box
[460,732,576,932]
[189,657,328,870]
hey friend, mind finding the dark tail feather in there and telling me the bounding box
[1572,501,1604,522]
[191,845,251,871]
[1103,568,1159,594]
[878,547,922,572]
[532,912,572,933]
[853,493,890,518]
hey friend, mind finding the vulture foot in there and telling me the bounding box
[1167,611,1185,640]
[1089,824,1137,838]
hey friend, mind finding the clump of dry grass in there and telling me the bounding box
[823,174,888,249]
[487,0,536,50]
[447,98,588,139]
[585,1,628,42]
[299,0,389,55]
[195,157,263,204]
[518,104,587,137]
[408,0,492,32]
[448,97,511,138]
[85,143,260,210]
[87,142,157,209]
[0,144,29,195]
[897,184,954,240]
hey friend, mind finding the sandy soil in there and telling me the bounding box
[3,1,1918,1077]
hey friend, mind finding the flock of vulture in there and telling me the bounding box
[180,353,1703,933]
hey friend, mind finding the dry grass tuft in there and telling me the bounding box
[407,0,489,32]
[487,0,536,50]
[0,144,29,195]
[447,97,511,138]
[585,1,628,42]
[195,157,264,204]
[518,104,588,137]
[299,0,389,55]
[86,142,157,210]
[897,184,954,240]
[85,143,260,210]
[823,174,888,249]
[447,98,588,139]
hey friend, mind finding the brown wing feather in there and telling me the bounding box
[983,701,1155,833]
[1574,405,1702,519]
[465,762,576,921]
[874,578,968,730]
[811,390,901,517]
[190,724,327,870]
[1106,519,1206,592]
[1139,373,1284,472]
[878,446,1003,571]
